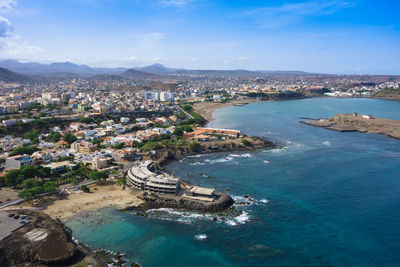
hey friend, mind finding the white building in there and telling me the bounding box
[5,154,33,169]
[144,91,160,101]
[160,92,174,102]
[120,117,130,124]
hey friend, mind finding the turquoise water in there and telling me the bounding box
[67,98,400,266]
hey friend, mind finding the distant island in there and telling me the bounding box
[301,113,400,140]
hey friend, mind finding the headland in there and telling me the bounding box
[301,113,400,139]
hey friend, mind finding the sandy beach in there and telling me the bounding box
[193,98,260,123]
[14,183,144,221]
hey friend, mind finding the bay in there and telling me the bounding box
[67,98,400,267]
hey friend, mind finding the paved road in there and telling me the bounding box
[178,107,194,119]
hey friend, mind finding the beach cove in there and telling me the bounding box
[66,98,400,267]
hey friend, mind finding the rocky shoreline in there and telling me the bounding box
[130,135,277,213]
[144,135,277,166]
[301,113,400,140]
[0,209,90,266]
[133,191,234,212]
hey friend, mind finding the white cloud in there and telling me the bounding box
[0,16,11,38]
[242,1,355,28]
[0,0,16,14]
[0,0,43,56]
[0,35,43,54]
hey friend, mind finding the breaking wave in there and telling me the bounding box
[229,153,252,158]
[194,234,208,241]
[225,211,250,226]
[190,162,205,166]
[204,156,234,164]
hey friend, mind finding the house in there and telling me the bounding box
[183,128,241,141]
[5,154,33,169]
[43,161,77,173]
[362,114,374,119]
[31,151,53,164]
[71,142,97,154]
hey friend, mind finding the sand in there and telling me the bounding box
[15,183,144,221]
[193,98,260,123]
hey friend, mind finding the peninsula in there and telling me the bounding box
[301,113,400,140]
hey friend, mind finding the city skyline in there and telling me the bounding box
[0,0,399,74]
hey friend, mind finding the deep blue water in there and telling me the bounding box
[67,98,400,267]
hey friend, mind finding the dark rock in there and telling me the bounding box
[137,192,234,212]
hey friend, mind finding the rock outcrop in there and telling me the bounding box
[136,191,234,212]
[301,113,400,139]
[0,209,77,266]
[143,136,277,165]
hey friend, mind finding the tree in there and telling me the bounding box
[89,170,108,180]
[4,170,24,187]
[43,181,57,192]
[63,133,77,144]
[92,138,104,145]
[18,186,43,199]
[47,132,61,143]
[9,146,40,156]
[173,125,193,137]
[24,130,40,142]
[21,178,41,189]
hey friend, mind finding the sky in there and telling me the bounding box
[0,0,398,74]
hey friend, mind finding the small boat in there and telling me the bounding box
[264,160,272,164]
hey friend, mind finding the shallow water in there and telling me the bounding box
[67,98,400,266]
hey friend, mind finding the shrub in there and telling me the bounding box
[182,105,193,112]
[81,185,90,193]
[241,139,252,146]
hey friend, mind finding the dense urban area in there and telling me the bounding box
[0,61,399,266]
[0,62,399,199]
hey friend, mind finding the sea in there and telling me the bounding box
[67,98,400,267]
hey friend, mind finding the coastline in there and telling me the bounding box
[193,98,261,123]
[15,99,277,221]
[15,182,144,221]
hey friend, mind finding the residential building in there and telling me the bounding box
[5,154,33,169]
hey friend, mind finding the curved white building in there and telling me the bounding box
[126,160,179,195]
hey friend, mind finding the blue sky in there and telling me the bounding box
[0,0,399,74]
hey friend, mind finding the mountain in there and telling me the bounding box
[0,67,33,83]
[0,59,318,79]
[136,63,180,74]
[120,69,161,80]
[0,60,127,76]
